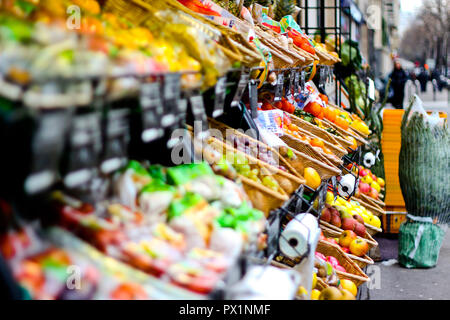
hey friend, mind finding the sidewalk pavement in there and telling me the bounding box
[364,230,450,300]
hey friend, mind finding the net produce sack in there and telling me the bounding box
[398,95,450,268]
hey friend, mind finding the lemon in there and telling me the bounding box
[371,215,381,228]
[311,289,321,300]
[326,191,334,204]
[312,272,318,290]
[371,181,381,193]
[340,279,357,297]
[304,167,321,190]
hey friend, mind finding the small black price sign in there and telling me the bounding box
[274,73,284,101]
[190,94,209,136]
[24,110,70,195]
[249,80,258,119]
[319,67,326,89]
[288,69,296,97]
[140,81,164,143]
[213,76,226,118]
[300,70,306,92]
[231,73,249,107]
[63,111,101,189]
[162,73,180,128]
[294,71,300,97]
[101,108,129,175]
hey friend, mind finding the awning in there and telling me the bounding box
[341,0,365,25]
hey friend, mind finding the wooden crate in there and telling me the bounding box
[382,210,407,234]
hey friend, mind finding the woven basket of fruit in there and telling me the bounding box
[322,118,369,147]
[279,134,342,169]
[358,193,386,211]
[288,112,349,156]
[208,136,306,195]
[208,118,303,179]
[354,196,385,217]
[201,138,289,216]
[320,229,375,269]
[319,221,378,249]
[285,147,341,181]
[316,241,369,288]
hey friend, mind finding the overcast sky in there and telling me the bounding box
[399,0,422,35]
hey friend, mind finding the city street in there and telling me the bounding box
[403,81,449,112]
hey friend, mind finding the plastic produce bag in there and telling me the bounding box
[398,218,446,268]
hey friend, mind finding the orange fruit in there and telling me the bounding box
[348,136,357,150]
[310,138,324,148]
[304,167,321,190]
[334,116,349,130]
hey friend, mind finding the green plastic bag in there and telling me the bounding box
[398,219,446,268]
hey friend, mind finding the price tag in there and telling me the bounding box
[213,76,226,118]
[300,70,306,92]
[231,73,249,107]
[189,94,208,137]
[249,80,258,119]
[274,73,284,101]
[140,82,164,143]
[265,210,282,257]
[62,111,101,189]
[288,69,296,97]
[294,71,300,97]
[24,110,71,195]
[319,67,326,89]
[368,78,375,101]
[100,108,129,175]
[162,74,181,128]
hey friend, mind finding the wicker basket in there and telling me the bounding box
[104,0,153,25]
[320,229,375,269]
[207,136,306,195]
[207,118,303,179]
[315,277,329,291]
[358,193,386,211]
[287,116,348,159]
[354,196,385,217]
[365,223,382,236]
[280,134,342,169]
[288,112,354,151]
[316,241,369,287]
[319,221,379,249]
[322,118,369,147]
[202,137,289,215]
[287,147,341,181]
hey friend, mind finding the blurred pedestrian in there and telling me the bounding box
[388,60,408,109]
[417,66,429,93]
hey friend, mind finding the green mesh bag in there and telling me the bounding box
[398,95,449,268]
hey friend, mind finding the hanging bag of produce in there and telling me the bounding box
[398,95,450,268]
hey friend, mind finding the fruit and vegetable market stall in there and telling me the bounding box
[0,0,396,301]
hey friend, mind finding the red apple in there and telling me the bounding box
[341,247,350,254]
[349,238,369,257]
[341,218,357,231]
[354,222,367,237]
[326,256,340,268]
[359,182,370,194]
[335,265,347,273]
[315,252,326,261]
[325,238,338,246]
[320,207,331,222]
[331,215,342,228]
[353,214,364,224]
[359,169,368,177]
[369,187,379,199]
[339,230,357,248]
